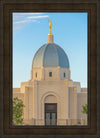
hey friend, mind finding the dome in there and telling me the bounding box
[32,43,70,68]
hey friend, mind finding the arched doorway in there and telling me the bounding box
[44,95,57,125]
[45,103,57,125]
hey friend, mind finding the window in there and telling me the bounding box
[49,72,52,77]
[36,72,37,78]
[64,72,66,78]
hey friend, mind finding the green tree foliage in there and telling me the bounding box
[13,97,25,125]
[81,104,88,115]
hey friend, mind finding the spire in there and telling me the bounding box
[47,19,54,43]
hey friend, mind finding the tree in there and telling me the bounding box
[81,104,88,115]
[13,97,25,125]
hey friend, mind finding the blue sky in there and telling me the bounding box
[13,12,87,88]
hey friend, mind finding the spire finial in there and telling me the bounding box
[47,19,53,43]
[48,19,53,35]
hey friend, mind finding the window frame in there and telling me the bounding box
[64,72,66,78]
[49,72,52,77]
[2,1,98,137]
[35,72,37,78]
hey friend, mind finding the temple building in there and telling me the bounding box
[13,21,87,126]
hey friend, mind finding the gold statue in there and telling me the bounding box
[48,19,53,34]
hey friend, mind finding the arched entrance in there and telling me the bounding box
[45,103,57,125]
[44,94,57,125]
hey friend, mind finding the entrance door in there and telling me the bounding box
[45,103,57,126]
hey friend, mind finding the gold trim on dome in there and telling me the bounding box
[65,81,67,84]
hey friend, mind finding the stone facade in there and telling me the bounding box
[13,32,87,125]
[13,67,87,125]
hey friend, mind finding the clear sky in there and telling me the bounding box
[13,12,87,88]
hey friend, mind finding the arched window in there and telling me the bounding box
[49,72,52,77]
[36,72,37,78]
[63,72,66,78]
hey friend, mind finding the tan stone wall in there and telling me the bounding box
[68,87,77,119]
[34,80,69,121]
[31,67,70,81]
[68,80,73,87]
[13,66,87,125]
[13,81,34,123]
[13,88,20,93]
[81,88,87,92]
[73,82,81,93]
[24,87,33,120]
[13,92,24,101]
[32,68,42,80]
[13,90,24,105]
[33,83,38,119]
[20,82,29,93]
[44,95,57,103]
[44,67,59,80]
[60,68,70,80]
[77,92,87,119]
